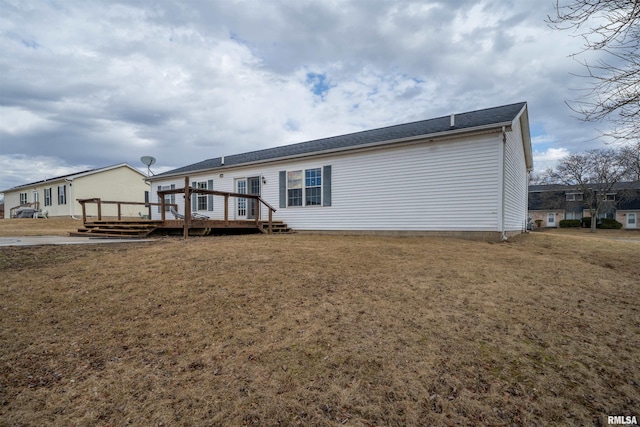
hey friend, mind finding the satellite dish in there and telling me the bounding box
[140,156,156,176]
[140,156,156,166]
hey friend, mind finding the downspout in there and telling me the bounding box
[501,126,507,241]
[65,178,79,220]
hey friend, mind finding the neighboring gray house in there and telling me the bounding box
[148,102,533,240]
[529,182,640,229]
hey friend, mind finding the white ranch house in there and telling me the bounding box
[149,102,533,240]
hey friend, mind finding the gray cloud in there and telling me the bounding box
[0,0,614,193]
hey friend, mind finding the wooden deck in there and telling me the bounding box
[70,219,292,239]
[72,178,291,239]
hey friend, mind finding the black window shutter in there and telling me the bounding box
[323,165,331,207]
[207,179,214,211]
[157,186,162,213]
[279,171,286,208]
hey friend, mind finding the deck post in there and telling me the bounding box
[183,176,190,239]
[268,209,273,234]
[224,194,229,225]
[97,198,102,220]
[148,203,152,220]
[117,203,122,220]
[80,200,87,224]
[254,197,259,227]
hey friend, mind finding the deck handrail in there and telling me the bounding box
[77,198,174,223]
[157,178,278,235]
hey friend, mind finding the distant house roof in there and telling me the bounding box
[152,102,529,180]
[528,182,640,210]
[529,182,640,193]
[2,163,146,193]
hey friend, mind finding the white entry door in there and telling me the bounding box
[627,213,637,229]
[547,213,556,227]
[235,179,247,220]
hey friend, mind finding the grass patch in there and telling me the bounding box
[0,227,638,425]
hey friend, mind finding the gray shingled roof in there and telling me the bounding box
[153,102,527,178]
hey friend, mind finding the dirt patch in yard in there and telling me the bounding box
[0,232,638,426]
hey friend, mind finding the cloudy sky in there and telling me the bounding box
[0,0,615,193]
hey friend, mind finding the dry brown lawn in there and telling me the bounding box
[0,218,82,237]
[0,219,638,426]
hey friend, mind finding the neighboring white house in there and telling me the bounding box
[149,102,533,240]
[2,163,150,219]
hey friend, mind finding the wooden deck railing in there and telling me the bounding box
[77,199,172,223]
[157,176,278,236]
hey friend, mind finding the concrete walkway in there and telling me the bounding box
[0,236,155,247]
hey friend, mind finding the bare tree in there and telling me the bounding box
[620,141,640,180]
[548,0,640,142]
[549,148,628,231]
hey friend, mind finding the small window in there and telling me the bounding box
[20,192,28,205]
[57,185,67,205]
[305,168,322,206]
[287,171,303,207]
[604,194,615,201]
[44,188,52,206]
[197,182,208,211]
[161,185,173,212]
[566,193,583,201]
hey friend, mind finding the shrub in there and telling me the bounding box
[559,219,581,228]
[599,218,623,229]
[535,219,543,228]
[581,217,592,228]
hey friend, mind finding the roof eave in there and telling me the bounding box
[148,122,512,181]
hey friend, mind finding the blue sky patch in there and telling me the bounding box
[306,72,332,98]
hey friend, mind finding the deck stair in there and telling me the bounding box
[259,220,293,234]
[70,220,162,239]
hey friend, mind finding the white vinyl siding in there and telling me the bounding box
[502,113,529,232]
[151,133,503,232]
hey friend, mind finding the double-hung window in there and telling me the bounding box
[287,171,303,207]
[197,182,208,211]
[160,185,175,212]
[287,168,322,207]
[305,168,322,206]
[19,192,28,205]
[57,185,66,205]
[44,188,52,206]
